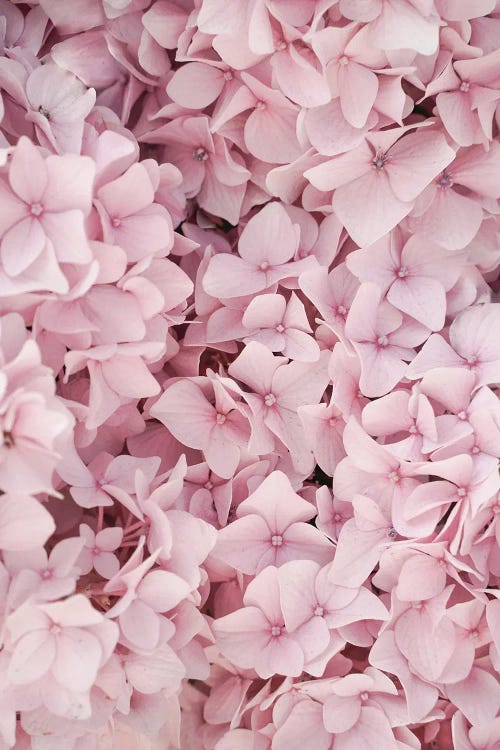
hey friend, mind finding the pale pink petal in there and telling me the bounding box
[273,700,332,750]
[386,131,455,202]
[238,202,299,266]
[213,606,271,671]
[0,495,55,551]
[242,293,286,330]
[8,631,55,685]
[1,217,45,276]
[138,570,190,612]
[396,555,447,601]
[333,171,411,247]
[335,706,398,750]
[388,276,446,331]
[203,255,266,298]
[339,61,378,128]
[120,600,160,650]
[151,380,215,449]
[215,515,272,574]
[52,629,101,691]
[244,103,302,164]
[323,693,361,733]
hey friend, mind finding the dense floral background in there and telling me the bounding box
[0,0,499,748]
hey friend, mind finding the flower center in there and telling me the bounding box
[397,267,408,278]
[91,546,101,556]
[387,527,397,538]
[38,105,50,120]
[275,324,285,333]
[216,413,226,425]
[2,430,13,448]
[271,625,282,637]
[337,304,347,316]
[259,261,270,271]
[30,203,44,216]
[339,55,349,66]
[360,692,369,701]
[271,534,283,547]
[388,471,400,483]
[459,81,470,93]
[223,70,233,81]
[377,335,389,347]
[112,217,121,228]
[255,100,266,110]
[205,480,214,490]
[313,605,324,617]
[41,568,53,580]
[457,410,467,420]
[372,152,387,170]
[264,393,276,407]
[438,171,453,189]
[457,488,467,498]
[193,147,208,161]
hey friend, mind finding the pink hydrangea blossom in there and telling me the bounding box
[0,1,497,747]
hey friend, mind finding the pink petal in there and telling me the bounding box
[41,209,92,264]
[273,700,332,750]
[436,91,480,147]
[214,515,272,574]
[9,137,48,203]
[354,343,409,398]
[125,643,185,695]
[8,631,55,685]
[213,606,271,671]
[239,471,315,527]
[272,46,330,108]
[101,356,160,399]
[259,633,304,678]
[396,555,447,601]
[244,103,302,165]
[406,334,463,380]
[333,171,411,247]
[52,628,101,691]
[386,131,455,202]
[335,706,398,750]
[242,293,286,330]
[151,380,215,449]
[447,668,500,726]
[388,276,446,331]
[120,600,160,650]
[138,570,191,613]
[323,693,361,733]
[339,61,378,128]
[278,560,319,631]
[238,202,299,266]
[203,255,266,298]
[395,607,455,682]
[409,187,483,251]
[0,495,55,551]
[98,163,154,218]
[1,217,45,276]
[43,153,95,214]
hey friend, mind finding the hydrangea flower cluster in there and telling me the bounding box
[0,0,499,748]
